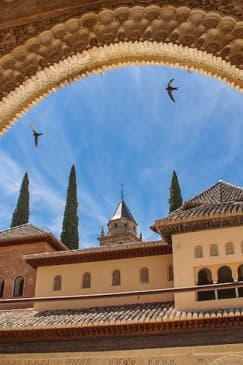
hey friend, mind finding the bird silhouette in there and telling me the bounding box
[166,78,178,103]
[31,124,43,148]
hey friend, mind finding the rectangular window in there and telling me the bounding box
[167,264,174,281]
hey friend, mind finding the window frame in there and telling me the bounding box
[53,275,62,291]
[140,267,149,283]
[112,269,121,286]
[82,272,91,289]
[0,277,5,298]
[195,245,203,258]
[13,275,24,297]
[210,243,219,256]
[225,241,234,255]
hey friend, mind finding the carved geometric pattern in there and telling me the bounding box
[0,3,242,134]
[64,360,92,365]
[210,355,243,365]
[0,361,20,365]
[109,358,136,365]
[24,361,50,365]
[147,356,176,365]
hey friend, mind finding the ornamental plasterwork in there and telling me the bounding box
[109,359,137,365]
[65,360,92,365]
[210,355,243,365]
[147,357,176,365]
[0,3,242,134]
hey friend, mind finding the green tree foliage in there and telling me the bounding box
[61,165,79,249]
[11,172,30,227]
[169,170,183,213]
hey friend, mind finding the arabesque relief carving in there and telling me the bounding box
[147,357,176,365]
[0,1,242,134]
[65,360,92,365]
[109,358,136,365]
[24,360,50,365]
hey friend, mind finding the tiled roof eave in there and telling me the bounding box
[154,214,243,244]
[154,210,243,228]
[0,233,67,251]
[24,241,172,268]
[0,315,243,342]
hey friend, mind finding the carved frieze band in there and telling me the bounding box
[0,3,241,133]
[0,4,242,101]
[1,0,243,57]
[1,355,243,365]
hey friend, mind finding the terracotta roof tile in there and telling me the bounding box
[0,223,68,251]
[24,240,170,267]
[152,181,243,242]
[0,302,242,331]
[0,223,49,240]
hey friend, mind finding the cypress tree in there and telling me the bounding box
[61,165,79,249]
[169,170,183,213]
[11,172,30,227]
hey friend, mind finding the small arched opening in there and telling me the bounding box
[217,266,235,299]
[13,276,24,297]
[197,268,215,301]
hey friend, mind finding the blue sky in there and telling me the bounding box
[0,65,242,247]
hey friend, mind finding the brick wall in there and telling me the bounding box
[0,241,56,309]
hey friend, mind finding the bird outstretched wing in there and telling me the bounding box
[31,124,38,134]
[168,78,174,87]
[34,135,38,147]
[168,89,176,103]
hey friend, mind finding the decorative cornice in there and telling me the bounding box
[0,4,242,134]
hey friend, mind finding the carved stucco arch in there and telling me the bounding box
[0,2,242,134]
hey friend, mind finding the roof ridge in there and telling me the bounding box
[186,180,243,205]
[0,223,50,235]
[218,179,243,190]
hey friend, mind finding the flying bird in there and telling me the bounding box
[31,124,43,148]
[166,78,178,103]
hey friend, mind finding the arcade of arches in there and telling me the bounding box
[0,0,242,134]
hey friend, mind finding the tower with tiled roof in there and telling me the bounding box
[152,180,243,245]
[152,180,243,312]
[98,191,141,246]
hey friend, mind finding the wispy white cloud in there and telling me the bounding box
[0,65,242,246]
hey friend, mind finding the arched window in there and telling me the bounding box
[197,268,215,301]
[53,275,62,291]
[82,272,91,289]
[241,241,243,253]
[13,276,24,297]
[210,244,218,256]
[0,278,5,298]
[112,270,121,286]
[167,264,174,281]
[140,267,149,283]
[195,245,203,258]
[238,264,243,297]
[225,242,234,255]
[217,266,235,299]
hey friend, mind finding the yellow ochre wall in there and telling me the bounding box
[34,254,173,310]
[172,226,243,311]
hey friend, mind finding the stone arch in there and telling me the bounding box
[0,2,242,134]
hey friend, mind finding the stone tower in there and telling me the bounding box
[98,192,141,246]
